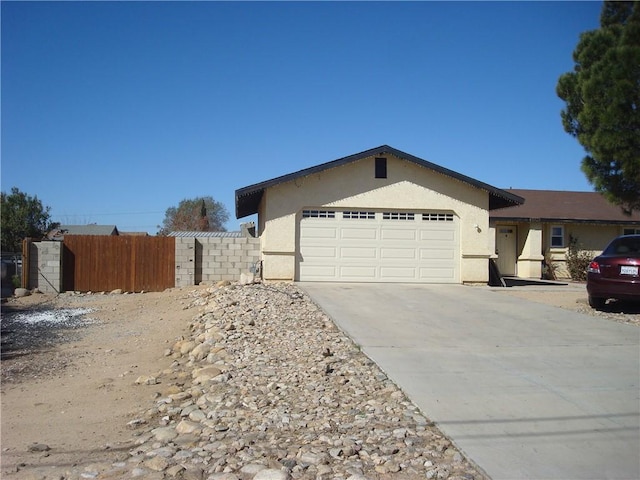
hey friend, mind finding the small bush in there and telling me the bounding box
[542,250,558,280]
[566,235,592,281]
[11,274,21,289]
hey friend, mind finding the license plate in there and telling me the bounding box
[620,266,639,276]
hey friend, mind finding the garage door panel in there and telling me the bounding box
[302,265,338,278]
[341,227,378,240]
[299,210,459,283]
[301,246,337,258]
[380,267,418,279]
[340,247,378,259]
[381,248,418,260]
[419,248,456,260]
[301,226,338,239]
[419,229,456,241]
[419,267,456,279]
[381,228,417,241]
[339,265,378,279]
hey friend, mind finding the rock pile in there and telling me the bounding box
[87,283,486,479]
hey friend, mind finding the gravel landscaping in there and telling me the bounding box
[1,281,637,480]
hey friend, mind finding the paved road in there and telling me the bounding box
[299,283,640,480]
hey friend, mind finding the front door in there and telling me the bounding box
[496,225,517,276]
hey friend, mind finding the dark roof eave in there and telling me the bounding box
[489,193,525,211]
[235,189,264,219]
[490,216,640,225]
[235,145,524,218]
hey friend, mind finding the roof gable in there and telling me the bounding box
[58,225,119,235]
[235,145,523,218]
[47,224,120,241]
[490,189,640,224]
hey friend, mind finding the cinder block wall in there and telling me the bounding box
[27,235,262,292]
[200,236,261,283]
[175,237,197,287]
[30,241,62,294]
[175,235,261,286]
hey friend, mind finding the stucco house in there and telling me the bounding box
[235,145,523,284]
[490,189,640,279]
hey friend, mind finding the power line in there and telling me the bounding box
[52,211,163,217]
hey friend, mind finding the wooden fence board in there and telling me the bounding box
[63,236,175,292]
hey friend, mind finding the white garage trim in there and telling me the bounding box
[298,209,459,283]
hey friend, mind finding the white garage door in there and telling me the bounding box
[298,209,459,283]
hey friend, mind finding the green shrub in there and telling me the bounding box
[12,274,21,289]
[566,235,592,281]
[542,250,558,280]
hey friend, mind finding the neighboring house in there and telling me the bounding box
[235,145,523,284]
[489,189,640,279]
[47,224,120,241]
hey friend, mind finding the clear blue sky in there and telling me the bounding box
[2,1,603,234]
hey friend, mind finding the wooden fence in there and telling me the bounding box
[63,235,175,292]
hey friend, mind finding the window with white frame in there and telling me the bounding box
[623,228,640,235]
[550,225,564,247]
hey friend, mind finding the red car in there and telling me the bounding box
[586,234,640,309]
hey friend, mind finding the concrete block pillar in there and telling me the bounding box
[30,241,62,294]
[175,237,196,287]
[517,223,544,278]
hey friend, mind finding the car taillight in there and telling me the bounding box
[588,261,600,274]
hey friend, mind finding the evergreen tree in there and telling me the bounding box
[557,1,640,213]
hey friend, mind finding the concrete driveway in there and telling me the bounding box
[299,283,640,480]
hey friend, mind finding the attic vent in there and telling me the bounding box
[343,211,375,220]
[422,213,454,222]
[375,157,387,178]
[383,212,415,221]
[302,210,336,218]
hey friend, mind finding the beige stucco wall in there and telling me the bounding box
[490,220,632,279]
[518,223,544,278]
[545,223,624,279]
[258,154,493,283]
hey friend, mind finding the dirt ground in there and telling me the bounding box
[0,286,207,478]
[497,283,640,325]
[0,283,637,479]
